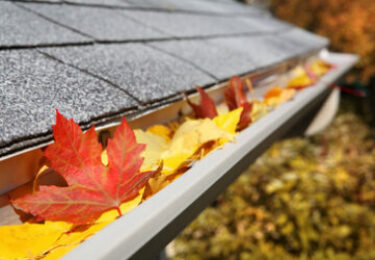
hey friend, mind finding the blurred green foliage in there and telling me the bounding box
[171,113,375,259]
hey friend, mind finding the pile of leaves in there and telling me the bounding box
[0,59,330,259]
[170,112,375,260]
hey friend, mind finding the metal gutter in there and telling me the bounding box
[65,53,356,260]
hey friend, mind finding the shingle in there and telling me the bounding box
[125,0,265,15]
[279,28,329,54]
[148,33,316,81]
[122,10,271,38]
[191,0,268,15]
[19,3,167,41]
[257,34,308,58]
[63,0,130,7]
[0,49,138,152]
[0,2,89,48]
[204,36,301,68]
[129,0,193,12]
[41,43,215,103]
[204,32,328,70]
[239,16,292,33]
[149,40,256,80]
[121,0,155,7]
[21,0,62,2]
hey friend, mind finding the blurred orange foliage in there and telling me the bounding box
[272,0,375,82]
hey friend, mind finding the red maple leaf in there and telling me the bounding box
[237,102,253,130]
[13,111,158,224]
[186,85,218,119]
[225,76,253,130]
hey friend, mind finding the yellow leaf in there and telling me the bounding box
[45,191,143,259]
[147,124,172,142]
[251,100,269,122]
[310,59,331,76]
[287,66,314,89]
[134,130,169,171]
[43,244,76,260]
[0,191,143,260]
[44,221,110,260]
[144,174,171,199]
[161,119,234,175]
[264,87,296,107]
[213,107,243,134]
[103,129,168,172]
[0,221,71,259]
[96,188,144,223]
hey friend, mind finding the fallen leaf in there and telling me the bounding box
[147,124,172,142]
[0,190,143,259]
[306,59,332,79]
[287,66,314,90]
[264,87,296,107]
[134,129,168,171]
[225,76,248,110]
[95,188,144,223]
[213,107,243,135]
[186,85,218,119]
[161,119,234,175]
[46,190,143,258]
[167,121,181,135]
[237,102,253,130]
[145,139,221,199]
[32,165,51,192]
[225,76,253,130]
[44,190,144,258]
[251,100,269,122]
[143,172,171,200]
[13,111,158,224]
[42,222,109,260]
[0,221,72,259]
[117,109,241,179]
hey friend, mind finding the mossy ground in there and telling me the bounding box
[171,107,375,259]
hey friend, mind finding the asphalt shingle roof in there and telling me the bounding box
[64,0,130,7]
[121,11,272,38]
[0,2,89,47]
[0,0,328,158]
[19,3,167,41]
[124,0,262,15]
[0,49,137,156]
[41,43,215,103]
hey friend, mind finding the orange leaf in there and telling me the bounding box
[264,87,296,107]
[186,86,218,119]
[13,111,158,224]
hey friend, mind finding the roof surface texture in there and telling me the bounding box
[0,0,328,158]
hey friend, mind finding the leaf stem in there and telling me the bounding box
[116,206,122,217]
